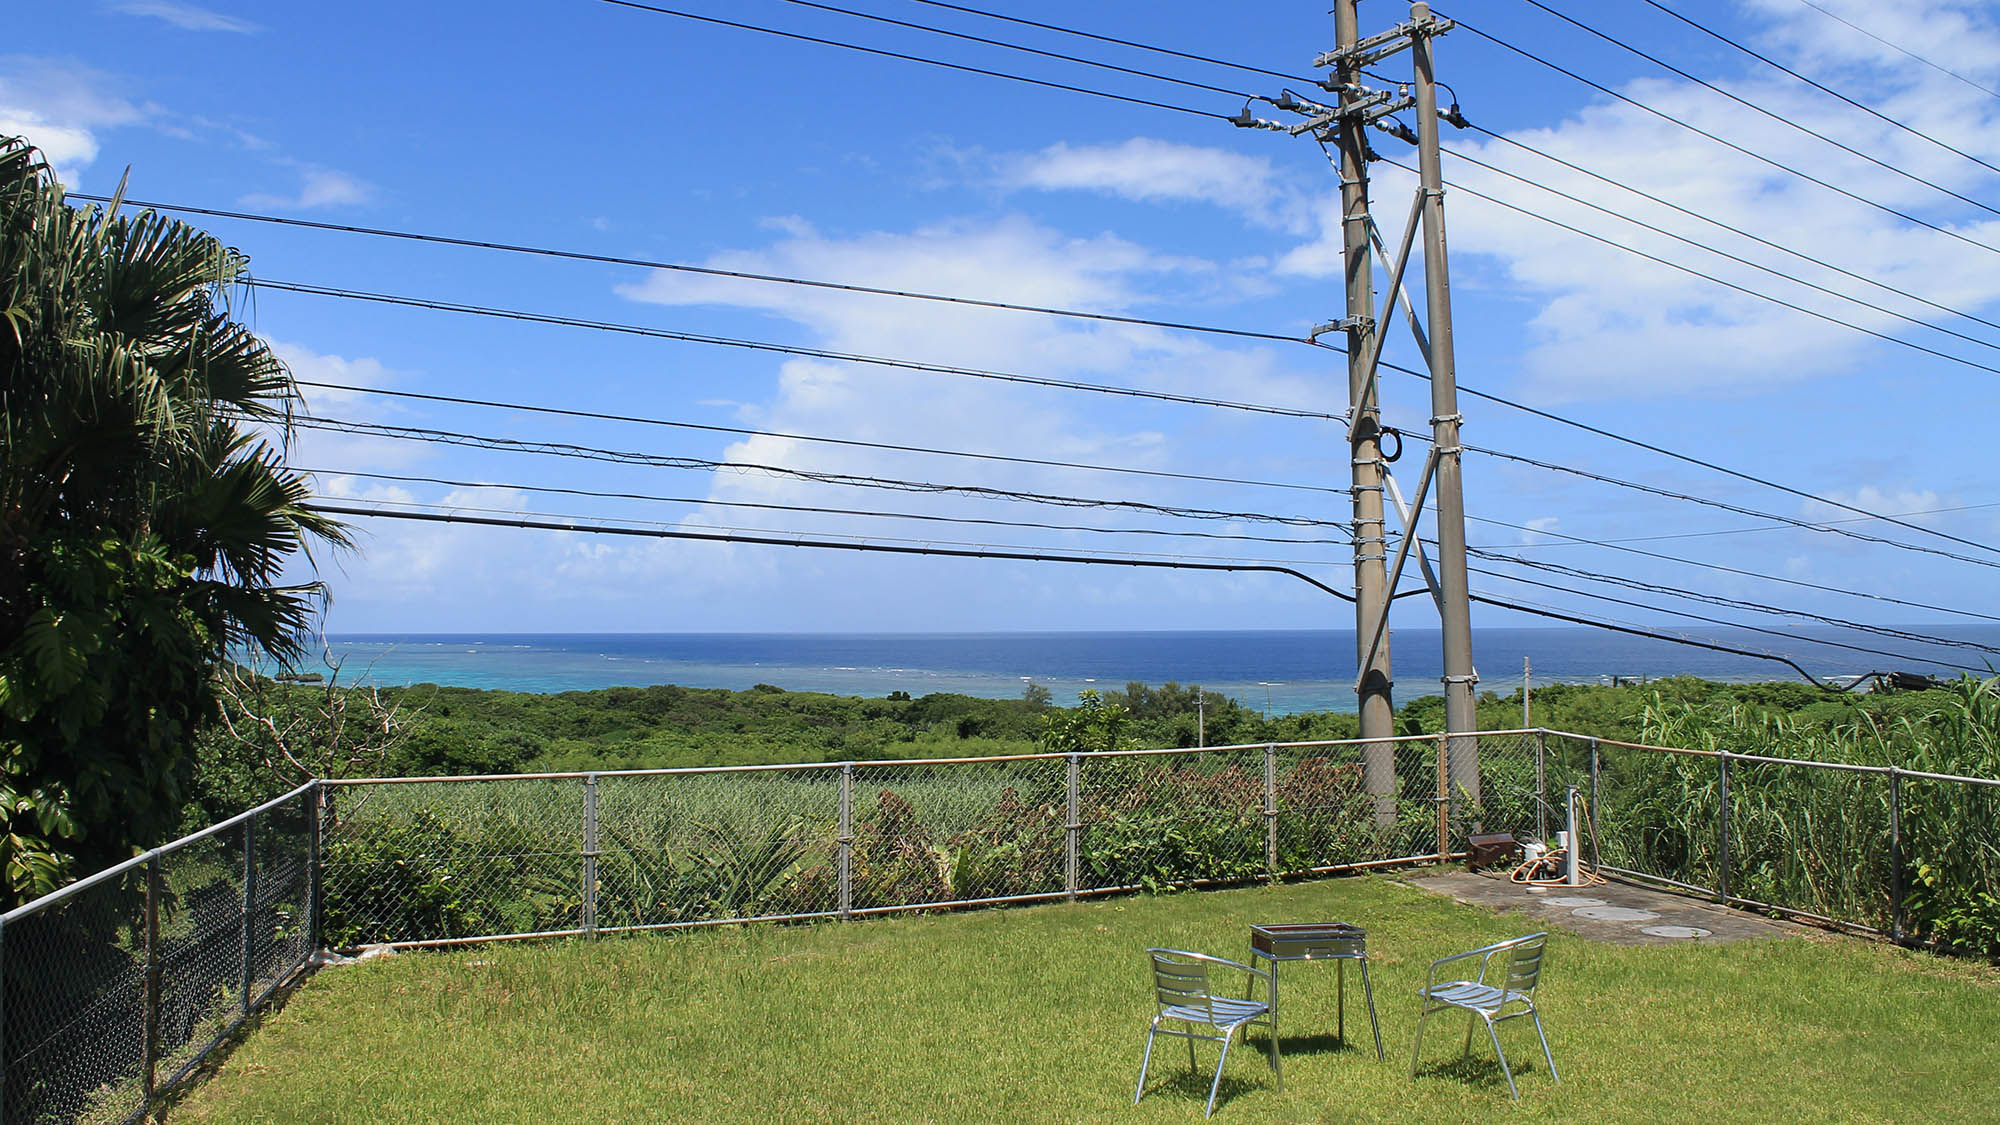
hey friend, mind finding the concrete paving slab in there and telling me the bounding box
[1401,869,1808,945]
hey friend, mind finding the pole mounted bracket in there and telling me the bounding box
[1312,314,1375,340]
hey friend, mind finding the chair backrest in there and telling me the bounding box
[1499,933,1550,995]
[1148,949,1219,1017]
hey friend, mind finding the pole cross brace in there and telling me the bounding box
[1316,22,1423,69]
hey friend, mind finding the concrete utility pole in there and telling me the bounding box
[1333,0,1399,829]
[1234,1,1480,819]
[1411,1,1481,810]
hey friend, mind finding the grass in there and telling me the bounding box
[165,874,2000,1124]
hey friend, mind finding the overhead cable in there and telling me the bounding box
[900,0,1308,84]
[769,0,1254,99]
[1790,0,2000,102]
[1457,510,2000,625]
[309,502,1365,603]
[1467,590,1832,685]
[1436,145,2000,358]
[1465,444,2000,571]
[290,381,1349,497]
[282,415,1346,529]
[251,278,1340,420]
[1470,561,1991,674]
[1636,0,2000,179]
[1463,544,2000,655]
[293,466,1346,546]
[69,194,1312,347]
[1379,155,2000,386]
[1451,18,2000,261]
[591,0,1230,120]
[1511,0,2000,218]
[1464,123,2000,339]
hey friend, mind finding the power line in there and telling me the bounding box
[1455,508,2000,626]
[1451,17,2000,261]
[1467,590,1836,685]
[1791,0,2000,103]
[900,0,1308,85]
[250,278,1340,420]
[1638,0,2000,178]
[1463,543,2000,655]
[1511,0,2000,219]
[1437,143,2000,359]
[345,494,1346,568]
[1465,443,2000,571]
[78,188,1981,562]
[308,502,1366,603]
[591,0,1231,121]
[1464,122,2000,340]
[1379,154,2000,386]
[293,466,1347,546]
[282,414,1347,529]
[769,0,1254,100]
[1470,560,1991,674]
[289,380,1349,498]
[69,195,1313,347]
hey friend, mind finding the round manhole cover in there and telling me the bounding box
[1572,906,1661,922]
[1545,896,1608,907]
[1640,925,1712,939]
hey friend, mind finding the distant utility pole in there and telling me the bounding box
[1236,1,1479,816]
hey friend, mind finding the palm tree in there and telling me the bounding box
[0,136,349,899]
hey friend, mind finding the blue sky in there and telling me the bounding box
[8,0,2000,656]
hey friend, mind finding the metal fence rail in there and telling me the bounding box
[315,733,1542,949]
[9,726,1999,1123]
[0,783,317,1125]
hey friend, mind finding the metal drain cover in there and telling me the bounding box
[1572,906,1661,922]
[1545,896,1608,907]
[1640,925,1712,939]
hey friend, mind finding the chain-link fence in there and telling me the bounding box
[1,783,317,1125]
[317,732,1545,949]
[18,727,1998,1122]
[1541,734,2000,942]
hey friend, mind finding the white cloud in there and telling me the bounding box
[110,2,259,33]
[239,166,372,210]
[1273,0,2000,402]
[0,57,145,186]
[1000,138,1312,233]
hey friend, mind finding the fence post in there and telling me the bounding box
[241,815,257,1015]
[1435,732,1449,862]
[1588,738,1600,821]
[582,774,600,939]
[1264,744,1278,878]
[142,854,162,1101]
[1887,766,1904,942]
[838,763,854,920]
[308,783,327,954]
[1065,753,1080,902]
[1716,752,1732,904]
[1534,731,1548,845]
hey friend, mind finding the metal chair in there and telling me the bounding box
[1136,949,1281,1117]
[1410,932,1559,1100]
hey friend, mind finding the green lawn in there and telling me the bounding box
[166,875,2000,1123]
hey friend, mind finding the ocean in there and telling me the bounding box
[306,626,2000,716]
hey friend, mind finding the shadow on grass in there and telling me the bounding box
[1411,1051,1553,1094]
[1134,1065,1273,1115]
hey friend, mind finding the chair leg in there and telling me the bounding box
[1358,960,1384,1062]
[1531,1008,1560,1083]
[1205,1031,1234,1118]
[1410,1004,1431,1077]
[1188,1026,1199,1074]
[1486,1016,1519,1101]
[1136,1021,1159,1105]
[1462,1010,1477,1058]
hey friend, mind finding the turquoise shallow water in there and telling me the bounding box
[304,626,2000,716]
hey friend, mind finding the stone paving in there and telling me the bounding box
[1402,868,1808,945]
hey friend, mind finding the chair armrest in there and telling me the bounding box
[1422,946,1489,994]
